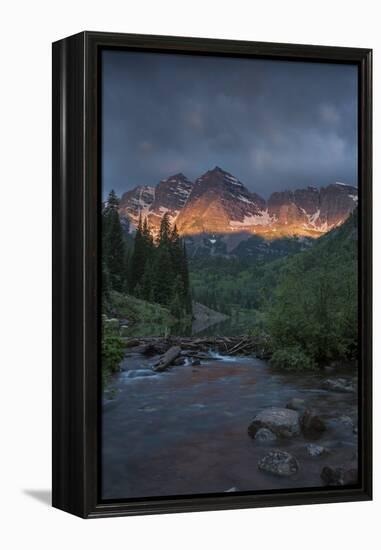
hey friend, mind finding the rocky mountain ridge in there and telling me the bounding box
[118,166,357,240]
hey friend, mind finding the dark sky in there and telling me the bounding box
[102,50,358,199]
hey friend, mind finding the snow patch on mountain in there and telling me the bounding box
[237,194,254,204]
[334,182,354,187]
[229,210,273,228]
[225,174,243,186]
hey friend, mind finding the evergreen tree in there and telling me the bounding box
[102,190,126,292]
[158,212,172,247]
[180,241,192,313]
[152,245,174,305]
[129,215,146,291]
[125,212,193,320]
[140,259,155,301]
[169,275,184,318]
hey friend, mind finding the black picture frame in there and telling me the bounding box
[52,31,372,519]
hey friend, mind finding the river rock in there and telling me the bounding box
[286,398,306,412]
[322,378,355,393]
[248,407,301,438]
[306,443,329,457]
[192,358,201,366]
[258,450,299,477]
[254,428,277,442]
[321,465,357,486]
[301,409,327,437]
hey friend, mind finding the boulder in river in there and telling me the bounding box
[192,358,201,366]
[321,465,357,486]
[306,443,329,457]
[258,450,299,477]
[248,407,301,438]
[254,428,277,442]
[286,398,306,412]
[301,409,327,437]
[322,378,355,393]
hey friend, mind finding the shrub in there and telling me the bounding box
[270,346,316,371]
[102,333,124,385]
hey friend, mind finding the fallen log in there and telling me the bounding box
[227,337,248,354]
[152,346,181,372]
[123,338,141,348]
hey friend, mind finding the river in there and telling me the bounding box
[102,351,358,500]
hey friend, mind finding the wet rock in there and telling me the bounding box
[254,428,277,442]
[306,443,329,457]
[258,450,299,477]
[173,357,186,366]
[248,407,301,438]
[322,378,355,393]
[321,465,358,486]
[192,359,201,366]
[301,409,327,437]
[286,398,306,412]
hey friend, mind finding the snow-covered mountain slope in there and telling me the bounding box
[119,185,155,228]
[118,166,357,239]
[147,173,193,233]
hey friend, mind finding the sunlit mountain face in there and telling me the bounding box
[118,166,358,242]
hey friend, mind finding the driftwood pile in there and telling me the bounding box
[121,335,271,372]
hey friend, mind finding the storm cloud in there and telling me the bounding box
[102,50,358,199]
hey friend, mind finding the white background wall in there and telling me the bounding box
[0,1,378,548]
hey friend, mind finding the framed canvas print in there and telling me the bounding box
[52,31,372,518]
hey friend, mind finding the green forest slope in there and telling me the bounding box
[259,209,358,369]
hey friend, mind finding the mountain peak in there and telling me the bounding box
[118,168,358,240]
[164,172,190,181]
[197,166,244,189]
[209,165,234,177]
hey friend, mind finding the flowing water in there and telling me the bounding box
[102,352,358,500]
